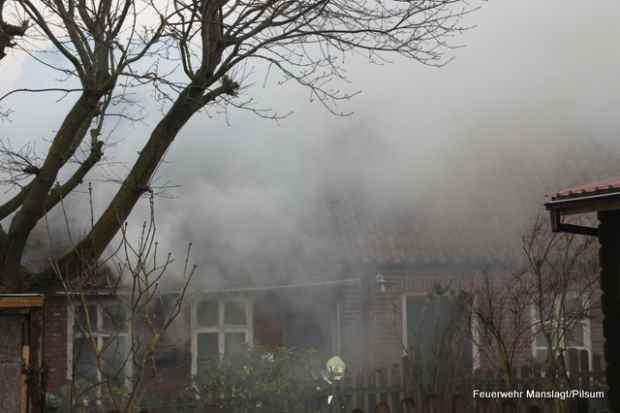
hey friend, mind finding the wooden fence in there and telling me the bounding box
[306,361,610,413]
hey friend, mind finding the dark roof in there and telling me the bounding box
[328,198,509,268]
[547,176,620,201]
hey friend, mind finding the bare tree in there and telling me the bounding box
[0,0,26,60]
[523,215,599,386]
[470,215,599,389]
[0,0,477,290]
[399,282,473,404]
[469,270,532,385]
[51,194,195,413]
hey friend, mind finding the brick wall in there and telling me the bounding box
[41,279,608,401]
[348,270,606,376]
[44,295,68,392]
[362,271,480,370]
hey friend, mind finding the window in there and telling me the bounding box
[282,299,337,354]
[402,293,472,383]
[531,294,591,370]
[68,300,131,388]
[191,297,252,376]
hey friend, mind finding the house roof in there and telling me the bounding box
[545,176,620,217]
[329,198,506,268]
[544,175,620,236]
[547,176,620,201]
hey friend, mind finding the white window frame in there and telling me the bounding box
[530,293,592,370]
[67,299,132,388]
[191,296,253,377]
[471,294,481,371]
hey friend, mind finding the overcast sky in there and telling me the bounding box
[2,0,620,284]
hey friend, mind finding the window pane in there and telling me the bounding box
[102,304,128,333]
[406,296,469,367]
[197,301,218,327]
[102,336,129,387]
[224,301,246,325]
[74,305,98,335]
[224,332,246,354]
[565,298,585,317]
[566,323,585,347]
[197,333,219,361]
[73,337,98,383]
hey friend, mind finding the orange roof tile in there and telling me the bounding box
[548,176,620,201]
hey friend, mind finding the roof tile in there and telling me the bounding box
[548,176,620,200]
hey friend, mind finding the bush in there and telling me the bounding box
[179,347,333,413]
[45,379,129,413]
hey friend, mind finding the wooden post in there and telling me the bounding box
[598,210,620,412]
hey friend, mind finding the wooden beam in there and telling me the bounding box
[556,223,599,237]
[548,210,598,236]
[549,210,560,232]
[0,295,44,308]
[545,192,620,216]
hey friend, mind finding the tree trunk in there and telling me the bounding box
[50,86,205,280]
[1,92,101,289]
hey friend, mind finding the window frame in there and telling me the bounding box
[66,299,132,389]
[190,296,253,377]
[470,294,481,371]
[530,292,592,370]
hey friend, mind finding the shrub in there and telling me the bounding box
[180,347,333,413]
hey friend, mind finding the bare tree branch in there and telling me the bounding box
[0,0,477,289]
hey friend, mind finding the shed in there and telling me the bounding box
[0,294,45,413]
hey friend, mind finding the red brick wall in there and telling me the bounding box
[41,281,608,400]
[362,271,479,370]
[348,270,607,376]
[44,295,68,392]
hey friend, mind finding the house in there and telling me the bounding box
[35,200,608,410]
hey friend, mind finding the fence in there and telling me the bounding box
[62,360,610,413]
[303,361,610,413]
